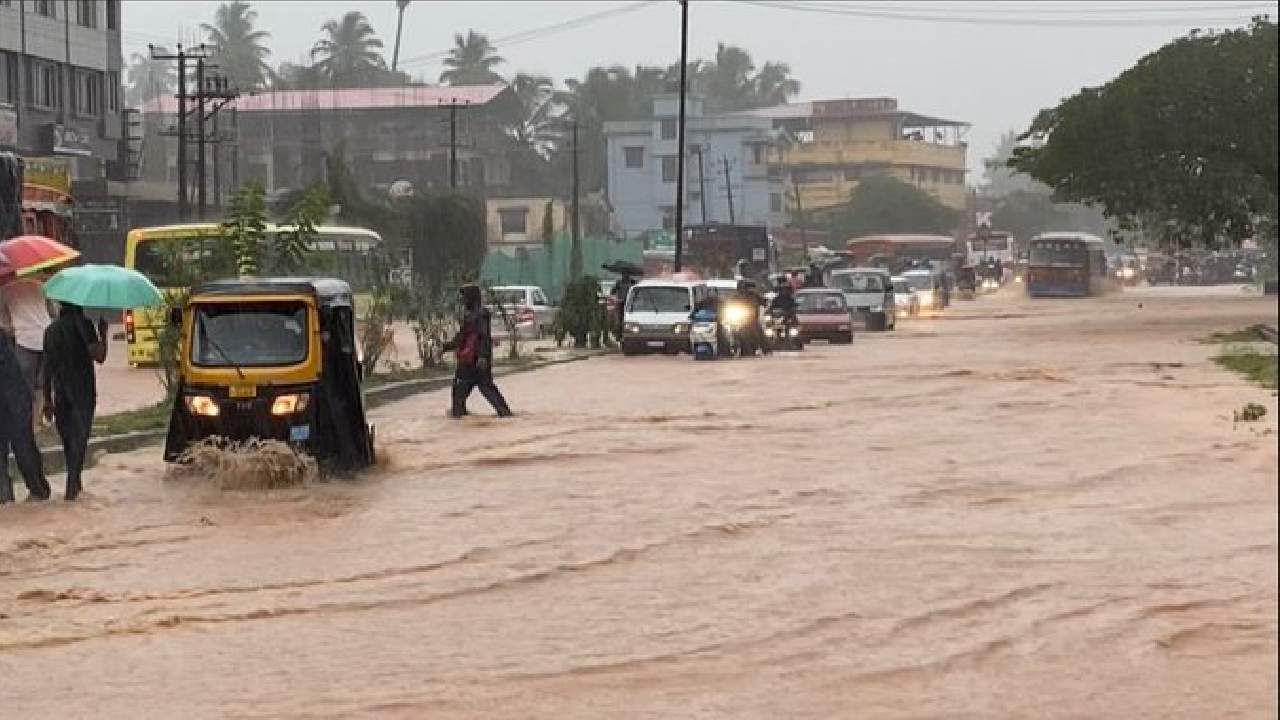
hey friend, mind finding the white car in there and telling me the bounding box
[488,285,557,339]
[891,276,921,317]
[621,279,707,355]
[830,267,896,331]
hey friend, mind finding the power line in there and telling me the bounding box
[815,2,1276,15]
[397,1,660,69]
[736,0,1273,27]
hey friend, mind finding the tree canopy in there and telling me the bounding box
[125,48,177,106]
[1009,18,1277,246]
[311,11,388,87]
[828,175,960,242]
[201,1,273,91]
[439,30,505,85]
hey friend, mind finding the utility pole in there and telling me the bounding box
[212,110,221,209]
[722,155,736,224]
[150,43,209,220]
[231,107,240,189]
[570,119,582,279]
[673,0,689,272]
[196,56,207,217]
[694,144,708,225]
[449,100,458,188]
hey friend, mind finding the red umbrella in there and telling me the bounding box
[0,248,14,286]
[0,235,81,278]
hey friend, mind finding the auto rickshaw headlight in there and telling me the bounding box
[271,393,310,416]
[184,395,220,417]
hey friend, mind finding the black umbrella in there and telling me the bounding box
[602,260,644,277]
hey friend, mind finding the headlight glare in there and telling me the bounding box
[184,395,220,417]
[271,393,310,416]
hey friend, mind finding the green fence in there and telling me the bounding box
[480,233,644,299]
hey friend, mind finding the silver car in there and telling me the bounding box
[489,285,558,339]
[830,267,897,331]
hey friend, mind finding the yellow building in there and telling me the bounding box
[741,97,969,214]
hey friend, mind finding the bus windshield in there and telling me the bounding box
[1030,241,1087,266]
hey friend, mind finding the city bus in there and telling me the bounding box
[123,223,385,365]
[1025,232,1109,297]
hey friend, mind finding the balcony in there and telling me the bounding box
[781,138,966,170]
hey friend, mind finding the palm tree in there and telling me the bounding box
[391,0,410,71]
[506,73,561,158]
[439,30,504,85]
[125,48,177,106]
[311,11,387,87]
[702,43,756,112]
[201,1,273,91]
[752,61,801,107]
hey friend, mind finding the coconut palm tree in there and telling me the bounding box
[753,61,801,107]
[310,11,387,87]
[125,48,177,106]
[506,73,561,158]
[201,1,273,91]
[439,30,504,85]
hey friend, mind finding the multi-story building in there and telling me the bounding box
[0,0,125,173]
[603,93,786,238]
[137,85,523,212]
[737,97,969,214]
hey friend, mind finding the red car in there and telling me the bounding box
[795,288,853,344]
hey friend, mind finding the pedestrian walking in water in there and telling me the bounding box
[1,272,53,429]
[42,302,107,501]
[0,329,51,503]
[444,284,512,419]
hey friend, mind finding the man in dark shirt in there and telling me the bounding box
[42,302,107,501]
[443,284,512,419]
[0,330,51,502]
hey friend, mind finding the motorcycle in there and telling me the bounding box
[763,309,804,351]
[718,299,756,357]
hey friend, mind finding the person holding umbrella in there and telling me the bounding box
[41,264,161,500]
[0,250,53,503]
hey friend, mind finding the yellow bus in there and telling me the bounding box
[123,223,385,366]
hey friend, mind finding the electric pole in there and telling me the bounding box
[570,119,582,279]
[722,155,736,224]
[150,43,212,220]
[673,0,689,272]
[196,56,207,216]
[212,110,221,209]
[694,143,708,225]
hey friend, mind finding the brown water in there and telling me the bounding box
[2,286,1276,718]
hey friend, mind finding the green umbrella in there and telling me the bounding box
[43,264,164,309]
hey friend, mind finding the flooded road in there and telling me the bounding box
[2,286,1276,718]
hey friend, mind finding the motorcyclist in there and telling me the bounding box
[610,273,636,341]
[729,279,766,356]
[767,278,799,349]
[804,262,824,288]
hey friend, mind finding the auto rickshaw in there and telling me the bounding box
[162,277,375,470]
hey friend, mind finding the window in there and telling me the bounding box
[498,207,527,236]
[106,0,119,29]
[660,118,676,140]
[661,156,678,183]
[72,69,101,117]
[770,193,783,213]
[76,0,97,28]
[33,0,56,17]
[0,52,16,105]
[751,144,764,164]
[624,146,644,169]
[26,59,61,109]
[105,71,119,112]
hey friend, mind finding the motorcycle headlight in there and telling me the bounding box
[788,327,800,337]
[763,327,776,337]
[271,393,310,416]
[722,304,749,327]
[625,323,641,334]
[672,323,688,335]
[184,395,220,417]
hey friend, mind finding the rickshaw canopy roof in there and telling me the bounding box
[191,277,354,308]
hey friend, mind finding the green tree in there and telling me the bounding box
[439,30,505,85]
[829,174,960,241]
[222,182,269,275]
[275,184,331,273]
[1010,19,1277,246]
[753,61,801,107]
[201,1,273,91]
[405,192,488,293]
[506,73,560,158]
[311,11,387,87]
[124,48,176,106]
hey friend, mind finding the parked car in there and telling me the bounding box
[830,267,896,331]
[621,279,708,355]
[891,275,921,317]
[795,288,853,343]
[488,285,558,339]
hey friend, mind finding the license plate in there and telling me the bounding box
[290,425,311,441]
[646,341,665,348]
[229,384,257,398]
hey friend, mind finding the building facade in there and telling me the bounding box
[0,0,125,175]
[604,94,785,238]
[137,84,523,216]
[738,97,969,214]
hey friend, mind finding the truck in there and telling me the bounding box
[684,223,774,281]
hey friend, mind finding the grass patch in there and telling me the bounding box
[1202,327,1262,344]
[1213,345,1278,390]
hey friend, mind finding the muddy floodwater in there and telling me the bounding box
[2,286,1276,718]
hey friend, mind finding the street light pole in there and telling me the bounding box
[673,0,688,272]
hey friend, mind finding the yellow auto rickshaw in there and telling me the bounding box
[163,277,374,470]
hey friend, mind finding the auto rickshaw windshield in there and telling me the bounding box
[192,301,310,367]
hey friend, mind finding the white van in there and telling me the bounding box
[830,267,897,331]
[622,279,708,355]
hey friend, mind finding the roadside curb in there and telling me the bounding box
[29,349,607,474]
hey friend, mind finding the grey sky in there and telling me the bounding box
[121,1,1273,179]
